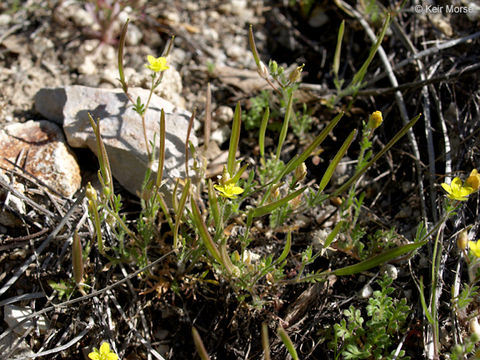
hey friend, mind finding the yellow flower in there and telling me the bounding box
[88,342,118,360]
[441,177,474,201]
[469,240,480,258]
[214,181,244,199]
[146,55,169,72]
[368,111,383,129]
[465,169,480,192]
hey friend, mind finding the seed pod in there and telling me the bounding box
[72,231,84,285]
[457,229,468,251]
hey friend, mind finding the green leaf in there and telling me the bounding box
[333,20,345,80]
[277,112,344,182]
[227,102,242,177]
[259,106,270,159]
[332,241,426,276]
[274,231,292,265]
[332,114,421,197]
[276,90,294,160]
[190,197,223,265]
[173,179,190,248]
[277,327,299,360]
[252,187,306,218]
[317,129,356,193]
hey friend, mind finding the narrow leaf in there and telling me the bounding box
[317,129,356,193]
[277,327,299,360]
[190,197,223,264]
[208,180,221,230]
[333,20,344,79]
[276,91,294,160]
[274,231,291,265]
[259,107,269,159]
[185,109,196,178]
[155,109,166,188]
[192,327,211,360]
[227,102,242,177]
[332,114,421,197]
[174,179,190,248]
[253,187,306,218]
[331,240,427,276]
[277,112,344,182]
[117,19,129,94]
[262,322,271,360]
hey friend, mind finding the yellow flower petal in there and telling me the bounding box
[88,351,100,360]
[106,353,119,360]
[146,55,170,72]
[100,342,111,354]
[466,169,480,192]
[469,240,480,258]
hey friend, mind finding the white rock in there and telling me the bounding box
[126,23,143,46]
[382,264,398,280]
[214,105,234,123]
[0,120,81,198]
[211,125,231,145]
[0,14,11,26]
[360,284,373,299]
[4,304,48,335]
[35,86,197,200]
[78,55,97,75]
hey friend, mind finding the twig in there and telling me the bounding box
[107,290,166,360]
[0,190,85,298]
[30,319,94,358]
[338,0,428,227]
[0,250,174,343]
[391,19,438,223]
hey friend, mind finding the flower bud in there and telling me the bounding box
[457,229,468,251]
[294,162,307,183]
[257,61,269,79]
[288,64,304,83]
[86,182,97,202]
[103,186,111,197]
[269,60,278,74]
[465,169,480,192]
[368,111,383,129]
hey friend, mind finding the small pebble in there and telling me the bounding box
[360,284,373,298]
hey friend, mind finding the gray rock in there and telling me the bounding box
[35,86,197,199]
